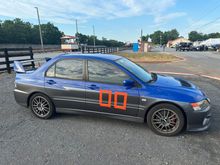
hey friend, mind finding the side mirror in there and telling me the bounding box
[123,79,135,87]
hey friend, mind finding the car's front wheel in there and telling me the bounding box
[30,93,55,119]
[147,104,185,136]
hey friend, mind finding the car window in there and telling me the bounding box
[46,65,55,77]
[116,58,152,82]
[88,60,129,85]
[46,59,83,80]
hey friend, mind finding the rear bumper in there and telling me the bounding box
[14,89,29,107]
[185,105,212,131]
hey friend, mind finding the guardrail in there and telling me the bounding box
[0,47,35,73]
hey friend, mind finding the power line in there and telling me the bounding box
[196,16,220,30]
[182,1,220,35]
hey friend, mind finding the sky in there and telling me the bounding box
[0,0,220,42]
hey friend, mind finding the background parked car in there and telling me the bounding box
[176,42,192,51]
[191,45,208,51]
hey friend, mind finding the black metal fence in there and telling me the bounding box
[0,47,35,73]
[83,46,127,54]
[0,46,128,74]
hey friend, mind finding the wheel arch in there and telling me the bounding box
[27,91,53,107]
[144,101,187,129]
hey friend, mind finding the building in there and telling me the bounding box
[167,38,191,47]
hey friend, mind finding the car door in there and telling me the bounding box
[85,59,140,116]
[44,58,85,110]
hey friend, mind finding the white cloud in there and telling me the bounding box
[0,0,185,25]
[154,12,187,24]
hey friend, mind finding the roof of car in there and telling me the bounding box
[59,53,122,61]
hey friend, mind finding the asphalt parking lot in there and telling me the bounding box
[0,72,220,165]
[149,48,220,78]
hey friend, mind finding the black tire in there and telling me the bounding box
[29,93,55,119]
[147,103,185,136]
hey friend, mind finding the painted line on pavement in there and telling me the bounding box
[151,71,220,81]
[200,75,220,81]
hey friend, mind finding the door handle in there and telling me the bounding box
[88,84,99,90]
[46,80,56,85]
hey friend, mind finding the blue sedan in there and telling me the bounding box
[13,54,211,136]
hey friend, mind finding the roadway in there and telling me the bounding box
[145,47,220,78]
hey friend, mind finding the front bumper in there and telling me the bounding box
[184,104,212,131]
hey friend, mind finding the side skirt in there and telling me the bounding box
[56,108,144,123]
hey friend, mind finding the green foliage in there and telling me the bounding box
[188,31,204,41]
[0,18,124,47]
[0,18,63,44]
[188,31,220,41]
[142,29,179,45]
[76,33,125,47]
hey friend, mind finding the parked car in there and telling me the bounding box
[209,44,220,51]
[176,42,192,51]
[14,54,212,136]
[192,45,208,51]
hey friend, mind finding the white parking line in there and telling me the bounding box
[151,71,220,81]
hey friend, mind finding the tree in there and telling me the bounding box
[150,30,163,44]
[141,34,150,41]
[0,18,124,46]
[41,22,63,44]
[207,32,220,38]
[188,31,204,41]
[143,29,179,45]
[76,32,125,47]
[0,18,63,44]
[188,31,220,41]
[166,29,179,41]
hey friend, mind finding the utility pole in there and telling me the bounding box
[75,19,78,34]
[34,7,44,51]
[141,29,143,42]
[93,25,96,47]
[160,34,162,46]
[75,19,79,45]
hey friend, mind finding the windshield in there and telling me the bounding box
[116,58,152,82]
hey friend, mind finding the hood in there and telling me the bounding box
[146,74,206,102]
[152,74,196,89]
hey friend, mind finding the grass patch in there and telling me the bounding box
[115,52,182,63]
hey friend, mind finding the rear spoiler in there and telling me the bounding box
[14,61,25,73]
[45,57,51,62]
[14,57,51,73]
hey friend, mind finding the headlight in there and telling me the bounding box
[191,99,210,111]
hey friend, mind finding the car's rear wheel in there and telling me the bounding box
[147,104,185,136]
[30,93,55,119]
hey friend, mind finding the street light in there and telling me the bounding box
[34,7,44,51]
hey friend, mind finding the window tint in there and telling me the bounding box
[46,59,83,80]
[88,60,129,85]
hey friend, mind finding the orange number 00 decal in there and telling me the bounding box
[99,90,128,110]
